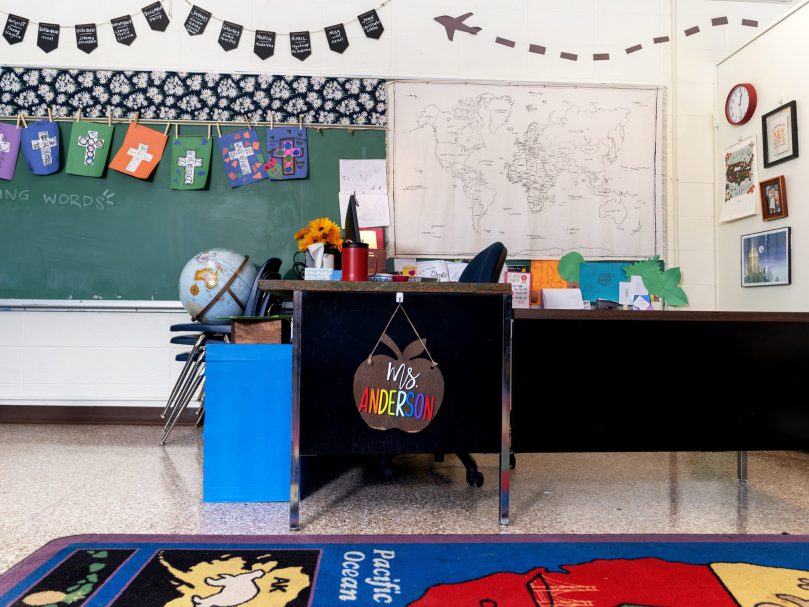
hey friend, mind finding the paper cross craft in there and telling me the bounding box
[264,127,308,180]
[0,123,22,181]
[109,123,167,179]
[171,136,212,190]
[218,128,267,188]
[66,121,114,177]
[21,121,60,175]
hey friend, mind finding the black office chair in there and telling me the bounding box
[454,242,507,487]
[160,256,283,445]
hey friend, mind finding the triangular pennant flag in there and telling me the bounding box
[111,15,137,46]
[218,128,267,188]
[171,136,212,190]
[184,5,211,36]
[254,30,275,59]
[37,22,60,53]
[21,121,60,175]
[66,121,114,177]
[3,14,28,45]
[265,127,308,180]
[290,31,311,61]
[218,21,242,51]
[75,23,98,54]
[0,123,22,181]
[325,23,349,53]
[358,10,384,39]
[109,122,167,179]
[142,2,170,32]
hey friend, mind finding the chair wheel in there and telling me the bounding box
[467,470,484,487]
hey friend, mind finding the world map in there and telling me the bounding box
[389,81,664,259]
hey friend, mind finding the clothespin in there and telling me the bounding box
[107,108,112,127]
[76,108,82,123]
[47,107,53,122]
[269,114,273,130]
[206,124,211,139]
[316,127,323,135]
[15,114,21,129]
[174,123,179,139]
[298,114,303,130]
[215,122,222,137]
[163,121,170,136]
[132,112,139,126]
[19,113,27,128]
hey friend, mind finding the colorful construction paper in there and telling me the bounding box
[578,261,629,303]
[0,123,21,180]
[530,260,567,303]
[265,127,308,180]
[170,136,212,190]
[21,120,60,175]
[218,128,267,188]
[109,123,167,179]
[66,121,113,177]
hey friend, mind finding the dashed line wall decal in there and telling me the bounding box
[712,17,729,26]
[495,36,515,48]
[684,25,700,36]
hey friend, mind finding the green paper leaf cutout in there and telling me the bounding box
[86,573,99,583]
[67,584,80,592]
[558,251,584,283]
[623,256,689,307]
[88,562,106,572]
[91,550,108,558]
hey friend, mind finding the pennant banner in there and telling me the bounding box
[358,9,384,39]
[66,121,114,177]
[218,128,267,188]
[75,23,98,54]
[265,128,308,180]
[184,5,211,36]
[3,14,28,45]
[290,31,312,61]
[218,21,242,51]
[112,15,137,46]
[254,30,275,60]
[171,136,212,190]
[21,121,60,175]
[0,123,22,181]
[109,123,167,179]
[325,23,349,54]
[37,22,59,53]
[142,2,170,32]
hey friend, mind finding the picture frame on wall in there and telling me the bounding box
[759,175,788,221]
[762,100,799,168]
[741,226,791,287]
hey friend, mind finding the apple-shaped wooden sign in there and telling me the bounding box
[353,333,444,432]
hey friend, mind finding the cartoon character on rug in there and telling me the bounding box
[408,558,809,607]
[191,570,264,607]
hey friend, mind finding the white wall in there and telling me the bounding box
[0,0,789,407]
[716,0,808,310]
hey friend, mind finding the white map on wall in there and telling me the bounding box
[388,81,664,259]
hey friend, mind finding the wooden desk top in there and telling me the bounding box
[259,279,511,295]
[514,309,809,322]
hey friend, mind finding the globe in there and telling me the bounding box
[178,249,258,322]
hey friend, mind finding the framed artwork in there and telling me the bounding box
[741,226,791,287]
[721,136,758,222]
[762,100,799,168]
[359,227,384,250]
[759,175,788,221]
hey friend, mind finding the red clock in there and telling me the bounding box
[725,83,757,125]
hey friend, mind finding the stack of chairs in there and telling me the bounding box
[160,257,283,445]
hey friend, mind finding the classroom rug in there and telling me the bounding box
[1,534,809,607]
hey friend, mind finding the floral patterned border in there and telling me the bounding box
[0,67,387,126]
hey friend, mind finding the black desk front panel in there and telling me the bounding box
[512,314,809,452]
[298,291,504,455]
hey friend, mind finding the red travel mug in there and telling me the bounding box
[341,242,377,281]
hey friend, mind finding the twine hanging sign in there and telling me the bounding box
[353,304,444,433]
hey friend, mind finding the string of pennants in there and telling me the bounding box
[0,0,387,59]
[0,111,311,189]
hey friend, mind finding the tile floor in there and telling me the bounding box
[2,423,809,575]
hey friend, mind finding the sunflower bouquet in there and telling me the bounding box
[294,217,343,252]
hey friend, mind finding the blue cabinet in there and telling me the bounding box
[204,344,292,502]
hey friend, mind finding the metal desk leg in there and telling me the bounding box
[500,297,512,526]
[737,450,747,483]
[290,290,303,531]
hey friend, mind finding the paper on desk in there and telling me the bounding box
[579,261,628,303]
[541,288,584,310]
[447,261,468,282]
[339,159,388,194]
[394,258,417,273]
[619,275,649,305]
[417,260,450,282]
[339,192,390,228]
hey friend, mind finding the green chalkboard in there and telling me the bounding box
[0,122,385,300]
